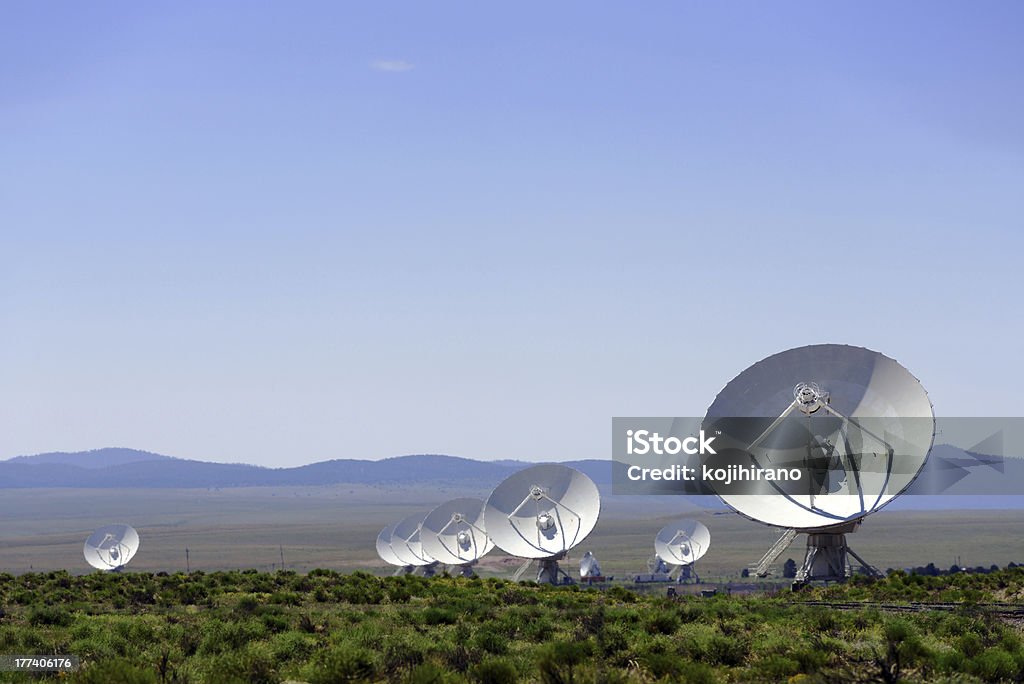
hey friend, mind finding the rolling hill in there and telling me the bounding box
[0,448,618,489]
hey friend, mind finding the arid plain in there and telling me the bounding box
[2,486,1023,580]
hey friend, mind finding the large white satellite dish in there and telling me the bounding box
[484,464,600,584]
[703,344,934,583]
[376,523,412,574]
[84,524,139,571]
[420,498,494,576]
[390,512,439,575]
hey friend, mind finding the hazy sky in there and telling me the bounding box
[2,2,1022,467]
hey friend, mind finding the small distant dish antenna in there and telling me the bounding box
[579,551,603,579]
[376,523,413,575]
[84,524,139,571]
[420,498,494,577]
[703,344,935,584]
[390,512,440,576]
[654,519,710,584]
[484,464,600,584]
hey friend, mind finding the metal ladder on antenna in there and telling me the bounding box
[751,528,798,577]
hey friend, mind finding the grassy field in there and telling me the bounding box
[4,489,1024,682]
[2,487,1023,579]
[4,569,1024,682]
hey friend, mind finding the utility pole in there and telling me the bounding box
[185,548,190,573]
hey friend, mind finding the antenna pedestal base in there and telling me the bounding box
[537,553,573,585]
[676,564,699,584]
[796,532,849,583]
[795,522,880,586]
[419,562,440,578]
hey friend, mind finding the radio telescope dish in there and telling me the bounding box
[420,498,494,576]
[484,464,600,584]
[655,519,710,566]
[653,519,709,584]
[579,551,602,579]
[84,524,139,571]
[703,344,934,582]
[376,523,410,570]
[390,512,439,574]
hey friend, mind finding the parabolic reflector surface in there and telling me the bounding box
[420,498,494,565]
[390,513,436,566]
[655,519,710,565]
[484,464,600,559]
[702,344,935,529]
[84,524,140,570]
[376,523,406,567]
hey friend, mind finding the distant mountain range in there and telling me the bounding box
[2,446,1021,511]
[7,447,173,469]
[0,448,615,489]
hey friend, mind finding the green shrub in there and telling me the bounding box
[441,644,473,673]
[645,610,679,635]
[537,641,593,684]
[970,648,1019,681]
[261,610,291,633]
[522,616,555,642]
[499,587,538,606]
[269,629,317,661]
[875,618,928,683]
[755,653,802,679]
[597,625,628,658]
[28,604,73,627]
[643,653,682,679]
[269,591,302,606]
[305,645,378,683]
[73,659,159,684]
[604,586,637,603]
[957,631,984,658]
[388,585,413,603]
[671,663,712,684]
[380,634,428,674]
[936,649,967,673]
[470,658,519,684]
[211,643,279,684]
[790,645,827,673]
[421,607,458,626]
[406,662,451,684]
[234,595,260,614]
[704,634,747,666]
[473,626,509,655]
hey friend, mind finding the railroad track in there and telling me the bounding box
[794,601,1024,616]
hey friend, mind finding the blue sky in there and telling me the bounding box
[2,2,1022,467]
